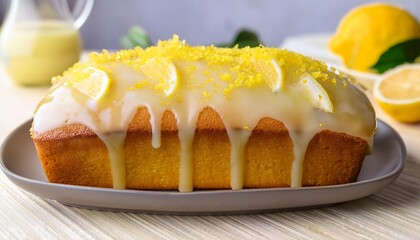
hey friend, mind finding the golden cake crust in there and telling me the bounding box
[32,107,368,189]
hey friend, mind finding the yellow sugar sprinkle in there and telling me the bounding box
[129,81,148,91]
[160,100,170,107]
[312,71,321,79]
[202,91,211,100]
[185,64,198,74]
[56,35,343,97]
[220,73,232,81]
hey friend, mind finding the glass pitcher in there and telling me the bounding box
[0,0,94,85]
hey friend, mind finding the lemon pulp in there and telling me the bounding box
[70,67,111,101]
[251,59,284,93]
[141,58,179,96]
[374,64,420,122]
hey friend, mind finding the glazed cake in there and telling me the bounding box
[31,36,376,192]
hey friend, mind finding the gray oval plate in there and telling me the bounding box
[0,120,406,214]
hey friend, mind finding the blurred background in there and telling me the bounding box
[1,0,420,49]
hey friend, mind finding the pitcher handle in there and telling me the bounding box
[72,0,95,29]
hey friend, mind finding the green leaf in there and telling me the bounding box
[232,29,261,47]
[371,38,420,73]
[215,43,231,48]
[120,26,152,49]
[120,35,136,49]
[217,29,263,48]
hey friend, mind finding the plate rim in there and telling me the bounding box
[0,119,407,213]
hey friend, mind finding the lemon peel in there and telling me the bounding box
[373,64,420,122]
[299,73,334,113]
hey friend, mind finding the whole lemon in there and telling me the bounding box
[329,3,420,72]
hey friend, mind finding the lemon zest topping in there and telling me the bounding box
[220,73,232,81]
[202,91,211,101]
[53,35,343,111]
[185,64,198,74]
[129,81,148,91]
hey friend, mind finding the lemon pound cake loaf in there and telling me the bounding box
[32,36,376,192]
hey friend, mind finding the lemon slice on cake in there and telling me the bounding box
[374,64,420,122]
[141,58,179,95]
[71,67,111,101]
[299,73,334,113]
[253,59,284,93]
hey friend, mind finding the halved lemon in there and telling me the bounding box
[71,67,111,101]
[141,58,179,95]
[299,73,334,113]
[253,59,284,93]
[373,64,420,123]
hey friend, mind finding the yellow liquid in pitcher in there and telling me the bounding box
[3,21,81,85]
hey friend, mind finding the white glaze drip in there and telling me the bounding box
[289,131,315,187]
[148,106,164,149]
[98,132,126,189]
[226,129,252,190]
[178,127,195,192]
